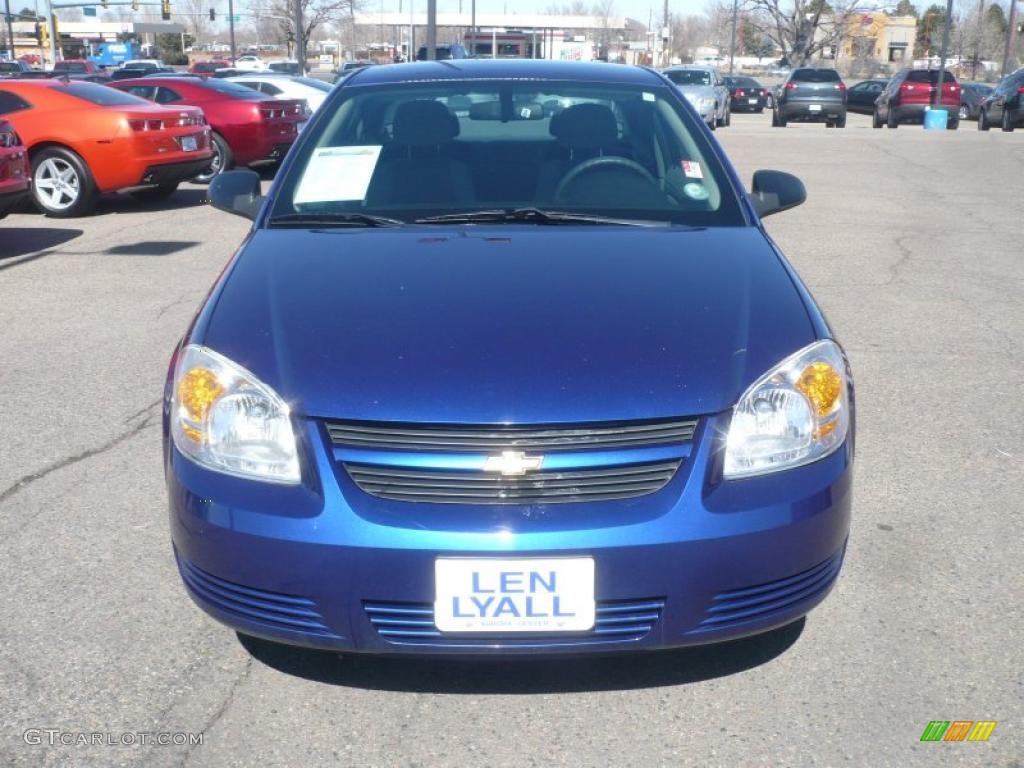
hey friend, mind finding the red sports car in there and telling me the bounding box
[112,76,307,181]
[0,79,213,216]
[0,119,30,219]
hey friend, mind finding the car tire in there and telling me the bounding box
[946,117,959,130]
[192,132,232,183]
[773,109,787,127]
[978,108,990,131]
[30,146,98,218]
[835,114,847,128]
[131,183,179,202]
[887,107,898,129]
[724,105,731,127]
[708,115,716,131]
[872,108,883,129]
[958,104,969,120]
[1002,109,1015,132]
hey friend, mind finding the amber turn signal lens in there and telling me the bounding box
[177,367,224,428]
[795,362,843,418]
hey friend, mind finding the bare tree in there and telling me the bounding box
[254,0,362,54]
[745,0,868,65]
[179,0,210,42]
[671,14,710,61]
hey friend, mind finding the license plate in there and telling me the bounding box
[180,135,198,151]
[748,98,758,104]
[808,104,822,112]
[434,557,595,633]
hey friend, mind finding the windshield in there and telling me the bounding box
[905,69,957,84]
[792,69,841,82]
[270,80,744,227]
[664,70,712,86]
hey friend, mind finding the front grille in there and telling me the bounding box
[326,418,698,453]
[689,546,846,634]
[344,460,680,504]
[364,597,664,645]
[177,555,339,639]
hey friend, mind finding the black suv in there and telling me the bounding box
[978,69,1024,132]
[772,68,847,127]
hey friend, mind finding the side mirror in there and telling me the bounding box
[750,170,806,218]
[208,169,263,220]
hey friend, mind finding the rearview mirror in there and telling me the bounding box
[750,170,806,218]
[208,169,264,220]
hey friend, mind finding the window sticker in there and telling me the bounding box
[642,91,656,102]
[683,182,710,201]
[681,160,703,179]
[294,145,383,204]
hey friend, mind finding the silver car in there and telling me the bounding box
[662,66,731,130]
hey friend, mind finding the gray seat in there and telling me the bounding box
[365,100,474,207]
[535,103,621,201]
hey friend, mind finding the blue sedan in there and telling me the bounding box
[164,60,854,655]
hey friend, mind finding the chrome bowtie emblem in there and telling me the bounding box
[482,451,544,476]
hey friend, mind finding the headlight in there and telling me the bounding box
[171,345,300,484]
[723,340,850,479]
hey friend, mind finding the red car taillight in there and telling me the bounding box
[735,89,745,96]
[785,82,798,90]
[760,89,767,96]
[834,82,847,92]
[129,119,165,131]
[901,83,915,92]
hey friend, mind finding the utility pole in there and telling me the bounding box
[426,0,435,59]
[729,0,738,75]
[933,0,953,107]
[470,0,475,55]
[293,0,304,74]
[1002,0,1019,75]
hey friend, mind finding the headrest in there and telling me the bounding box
[393,100,459,144]
[549,103,618,148]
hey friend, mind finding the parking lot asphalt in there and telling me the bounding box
[1,111,1022,768]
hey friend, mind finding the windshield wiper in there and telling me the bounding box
[415,208,669,227]
[268,212,405,228]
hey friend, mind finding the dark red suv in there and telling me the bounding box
[873,68,961,129]
[112,76,308,181]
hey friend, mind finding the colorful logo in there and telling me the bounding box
[920,721,997,742]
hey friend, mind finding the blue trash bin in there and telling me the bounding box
[924,109,949,130]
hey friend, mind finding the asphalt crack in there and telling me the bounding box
[0,398,161,506]
[178,656,255,768]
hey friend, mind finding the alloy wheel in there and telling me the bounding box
[34,157,80,211]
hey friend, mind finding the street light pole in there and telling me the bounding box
[933,0,953,107]
[729,0,738,75]
[4,0,15,60]
[426,0,435,59]
[293,0,304,74]
[1002,0,1019,76]
[228,0,236,62]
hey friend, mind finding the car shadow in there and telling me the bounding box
[0,227,82,268]
[104,240,200,256]
[237,618,805,693]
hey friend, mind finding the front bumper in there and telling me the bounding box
[166,415,853,655]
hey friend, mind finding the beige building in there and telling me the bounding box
[841,13,917,68]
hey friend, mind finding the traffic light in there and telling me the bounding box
[161,0,171,20]
[131,0,139,10]
[51,14,59,39]
[36,20,49,47]
[209,7,215,20]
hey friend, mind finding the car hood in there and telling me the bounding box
[199,226,816,423]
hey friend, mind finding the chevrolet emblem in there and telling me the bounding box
[482,450,544,476]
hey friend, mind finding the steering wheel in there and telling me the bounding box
[554,156,660,202]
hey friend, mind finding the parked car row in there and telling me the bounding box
[0,72,314,218]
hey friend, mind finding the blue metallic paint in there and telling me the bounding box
[164,60,854,655]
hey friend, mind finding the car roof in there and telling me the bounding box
[349,59,666,87]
